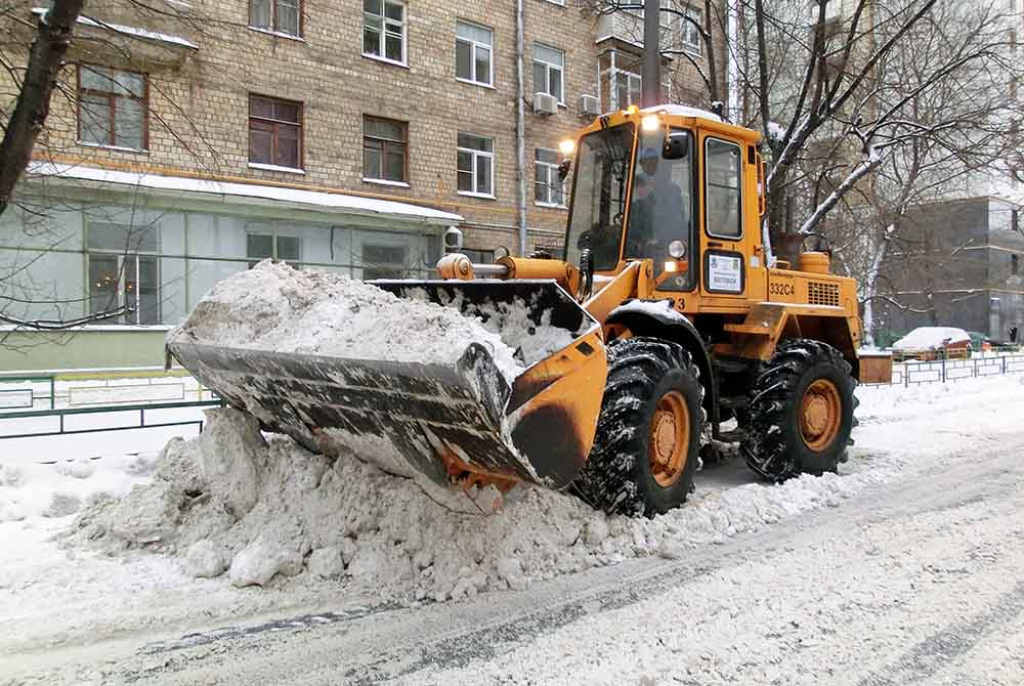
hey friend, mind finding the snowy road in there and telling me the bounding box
[3,377,1024,685]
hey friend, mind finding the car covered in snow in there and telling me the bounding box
[891,326,972,361]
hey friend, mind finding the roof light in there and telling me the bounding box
[641,114,662,132]
[625,105,639,115]
[558,138,576,156]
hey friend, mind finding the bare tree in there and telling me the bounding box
[0,0,236,338]
[584,0,729,106]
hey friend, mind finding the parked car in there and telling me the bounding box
[892,327,972,361]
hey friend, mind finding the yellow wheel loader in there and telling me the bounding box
[169,105,882,517]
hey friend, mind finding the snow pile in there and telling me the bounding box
[0,453,154,523]
[67,406,884,602]
[168,260,523,381]
[892,326,970,350]
[470,298,579,366]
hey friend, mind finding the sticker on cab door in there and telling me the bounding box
[707,253,743,293]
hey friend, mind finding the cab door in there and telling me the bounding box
[699,134,749,308]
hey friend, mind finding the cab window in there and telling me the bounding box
[625,127,694,292]
[705,138,742,239]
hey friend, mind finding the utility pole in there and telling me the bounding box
[641,0,661,107]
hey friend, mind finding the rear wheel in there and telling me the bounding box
[571,337,703,516]
[742,339,857,481]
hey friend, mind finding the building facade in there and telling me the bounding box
[876,196,1024,344]
[0,0,723,371]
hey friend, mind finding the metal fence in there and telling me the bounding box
[0,399,223,440]
[890,353,1024,386]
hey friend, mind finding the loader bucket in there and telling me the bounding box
[167,280,607,491]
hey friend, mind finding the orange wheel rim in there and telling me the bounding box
[648,390,690,488]
[800,379,842,452]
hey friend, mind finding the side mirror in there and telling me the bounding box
[662,132,688,160]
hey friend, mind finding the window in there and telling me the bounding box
[78,66,148,151]
[1013,254,1020,276]
[364,0,406,64]
[363,116,408,183]
[247,233,301,268]
[611,69,641,110]
[249,0,300,37]
[705,138,742,238]
[681,4,703,56]
[599,51,643,110]
[362,244,409,280]
[533,43,564,102]
[535,148,565,207]
[457,133,494,197]
[565,124,634,270]
[627,128,694,291]
[456,21,493,86]
[460,248,495,264]
[87,223,160,325]
[249,95,302,170]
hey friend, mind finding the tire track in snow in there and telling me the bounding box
[107,443,1024,685]
[856,581,1024,686]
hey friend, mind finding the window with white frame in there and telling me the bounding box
[87,223,161,325]
[456,20,493,86]
[363,0,406,64]
[533,43,564,102]
[534,148,565,207]
[457,133,494,197]
[681,4,703,55]
[249,0,300,37]
[599,51,643,110]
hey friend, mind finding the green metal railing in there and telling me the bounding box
[0,398,223,439]
[0,374,56,410]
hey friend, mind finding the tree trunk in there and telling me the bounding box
[0,0,85,218]
[861,227,891,348]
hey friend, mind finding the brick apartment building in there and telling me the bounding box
[0,0,721,370]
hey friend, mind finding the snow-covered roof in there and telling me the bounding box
[641,104,722,122]
[28,162,464,225]
[32,8,198,49]
[892,327,971,350]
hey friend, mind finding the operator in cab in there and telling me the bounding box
[627,143,686,256]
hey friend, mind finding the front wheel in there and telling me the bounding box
[570,338,704,517]
[742,339,857,481]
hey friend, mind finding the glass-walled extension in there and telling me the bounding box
[0,188,449,371]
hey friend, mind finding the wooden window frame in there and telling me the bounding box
[248,94,304,170]
[362,115,409,183]
[248,0,304,38]
[76,64,150,151]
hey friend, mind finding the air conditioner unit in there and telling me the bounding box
[533,92,558,115]
[578,94,600,117]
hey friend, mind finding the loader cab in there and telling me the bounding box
[565,119,695,293]
[563,106,767,308]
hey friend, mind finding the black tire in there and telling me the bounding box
[742,339,858,482]
[570,337,704,517]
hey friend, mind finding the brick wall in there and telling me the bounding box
[5,0,725,256]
